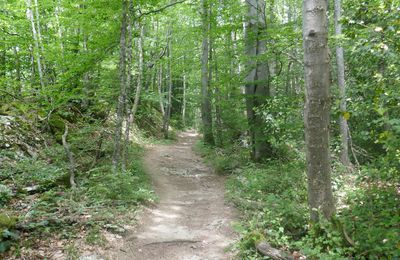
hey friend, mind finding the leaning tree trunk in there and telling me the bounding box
[244,0,272,161]
[200,0,215,145]
[334,0,350,167]
[303,0,335,222]
[112,0,128,173]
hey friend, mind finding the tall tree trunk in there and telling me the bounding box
[245,0,271,161]
[163,28,173,139]
[334,0,350,167]
[182,73,187,128]
[157,64,165,116]
[112,0,128,173]
[130,22,144,123]
[122,4,134,172]
[303,0,335,222]
[200,0,215,145]
[33,0,46,73]
[14,47,21,93]
[55,0,64,55]
[26,0,44,88]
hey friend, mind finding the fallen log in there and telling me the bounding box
[256,241,293,260]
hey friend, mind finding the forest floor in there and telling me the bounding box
[102,131,238,260]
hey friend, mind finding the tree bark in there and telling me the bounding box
[131,22,144,122]
[157,64,165,116]
[244,0,272,161]
[200,0,215,145]
[334,0,350,167]
[163,27,173,139]
[302,0,335,222]
[122,4,134,172]
[182,73,187,127]
[26,0,44,88]
[112,0,128,173]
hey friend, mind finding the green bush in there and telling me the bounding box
[0,185,12,206]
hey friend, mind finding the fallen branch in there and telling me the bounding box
[256,241,293,260]
[62,124,76,188]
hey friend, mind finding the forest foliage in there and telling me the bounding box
[0,0,399,259]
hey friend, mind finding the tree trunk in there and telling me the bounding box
[244,0,272,161]
[182,73,187,128]
[163,28,173,139]
[55,0,64,55]
[157,64,165,116]
[112,0,128,173]
[26,0,44,88]
[122,3,134,172]
[131,22,144,122]
[334,0,350,167]
[302,0,335,222]
[200,0,215,145]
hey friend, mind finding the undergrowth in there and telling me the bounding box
[0,128,155,258]
[195,141,400,259]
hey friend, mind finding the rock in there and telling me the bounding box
[78,255,105,260]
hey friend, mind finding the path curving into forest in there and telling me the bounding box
[105,131,237,260]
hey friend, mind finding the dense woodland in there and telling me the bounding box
[0,0,399,259]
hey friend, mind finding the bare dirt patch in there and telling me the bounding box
[101,131,238,260]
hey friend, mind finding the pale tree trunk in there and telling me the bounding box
[163,28,173,139]
[303,0,335,222]
[14,47,22,93]
[245,0,272,161]
[157,65,165,116]
[182,73,187,127]
[122,4,134,172]
[26,0,44,88]
[33,0,46,73]
[334,0,350,167]
[200,0,215,145]
[130,22,144,123]
[55,0,64,55]
[112,0,128,173]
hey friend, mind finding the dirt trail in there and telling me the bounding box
[105,131,237,260]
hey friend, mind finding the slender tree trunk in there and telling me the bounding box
[26,0,44,88]
[55,0,64,55]
[131,22,144,122]
[303,0,335,222]
[334,0,350,167]
[112,0,128,173]
[122,4,134,172]
[163,28,173,139]
[245,0,271,161]
[157,64,165,116]
[33,0,46,73]
[14,47,22,94]
[182,73,187,128]
[200,0,215,145]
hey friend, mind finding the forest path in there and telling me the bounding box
[105,131,237,260]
